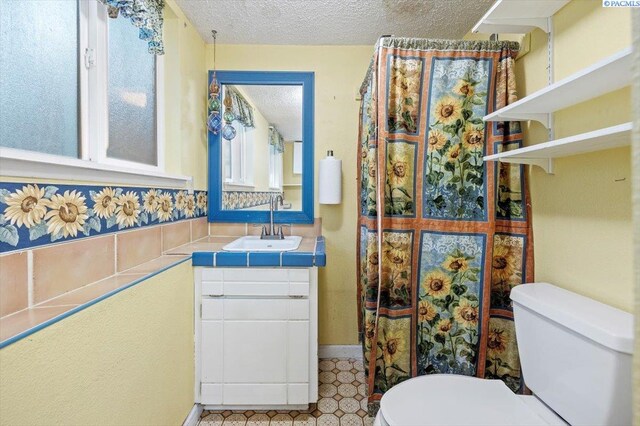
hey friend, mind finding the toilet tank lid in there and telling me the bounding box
[511,283,633,354]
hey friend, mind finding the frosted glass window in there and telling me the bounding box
[0,0,79,157]
[107,16,157,165]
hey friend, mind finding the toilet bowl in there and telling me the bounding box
[371,283,633,426]
[373,375,565,426]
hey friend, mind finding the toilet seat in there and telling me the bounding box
[378,374,560,426]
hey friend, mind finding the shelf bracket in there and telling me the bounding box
[480,17,550,33]
[488,113,551,128]
[499,157,554,174]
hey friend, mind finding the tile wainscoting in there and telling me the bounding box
[0,215,207,344]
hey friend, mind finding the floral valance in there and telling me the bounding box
[227,87,255,128]
[100,0,165,55]
[269,126,285,153]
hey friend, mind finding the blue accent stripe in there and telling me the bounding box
[0,256,192,350]
[248,252,281,267]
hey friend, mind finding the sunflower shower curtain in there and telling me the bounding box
[356,38,534,414]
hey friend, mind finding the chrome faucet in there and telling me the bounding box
[259,194,287,240]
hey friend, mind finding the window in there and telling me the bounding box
[223,122,252,186]
[269,145,283,190]
[0,0,163,171]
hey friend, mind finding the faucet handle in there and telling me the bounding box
[252,223,267,237]
[276,224,291,239]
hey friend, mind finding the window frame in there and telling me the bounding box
[0,0,184,187]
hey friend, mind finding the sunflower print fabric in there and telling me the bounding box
[356,39,533,415]
[0,183,207,252]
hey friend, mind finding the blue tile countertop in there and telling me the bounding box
[167,236,326,267]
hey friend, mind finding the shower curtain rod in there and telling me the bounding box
[358,36,520,95]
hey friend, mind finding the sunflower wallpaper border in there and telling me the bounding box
[356,39,534,415]
[222,190,283,210]
[0,182,207,253]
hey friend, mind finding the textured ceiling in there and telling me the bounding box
[174,0,495,45]
[235,85,302,141]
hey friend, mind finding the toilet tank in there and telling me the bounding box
[511,283,633,426]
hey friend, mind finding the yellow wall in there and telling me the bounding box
[631,9,639,423]
[0,262,195,425]
[518,1,633,311]
[207,45,373,344]
[162,0,208,190]
[467,1,633,311]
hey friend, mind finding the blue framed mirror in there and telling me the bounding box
[208,71,314,224]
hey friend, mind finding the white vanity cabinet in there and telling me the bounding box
[194,267,318,409]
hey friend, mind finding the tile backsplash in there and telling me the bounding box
[0,182,207,253]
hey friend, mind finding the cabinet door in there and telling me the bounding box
[223,320,288,383]
[201,297,311,406]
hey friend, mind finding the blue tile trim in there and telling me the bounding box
[192,237,327,268]
[0,256,192,350]
[248,252,281,267]
[282,252,314,267]
[192,252,214,267]
[215,251,248,267]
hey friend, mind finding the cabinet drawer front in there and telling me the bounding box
[224,269,289,282]
[215,299,309,321]
[202,268,224,281]
[224,281,290,297]
[223,384,287,405]
[289,269,309,282]
[200,268,310,297]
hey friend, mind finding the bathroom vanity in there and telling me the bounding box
[194,265,319,409]
[196,69,321,409]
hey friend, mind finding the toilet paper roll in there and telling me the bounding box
[319,155,342,204]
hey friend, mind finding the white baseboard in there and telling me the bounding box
[318,345,362,359]
[183,404,203,426]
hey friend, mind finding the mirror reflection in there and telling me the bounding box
[220,84,303,211]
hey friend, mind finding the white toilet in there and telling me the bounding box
[374,283,633,426]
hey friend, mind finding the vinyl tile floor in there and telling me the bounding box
[198,358,373,426]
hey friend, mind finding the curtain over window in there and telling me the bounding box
[99,0,165,55]
[227,87,256,128]
[269,126,285,153]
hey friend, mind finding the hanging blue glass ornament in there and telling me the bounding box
[208,96,221,112]
[207,112,222,134]
[223,110,235,123]
[221,123,237,141]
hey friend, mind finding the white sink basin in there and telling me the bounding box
[222,236,303,252]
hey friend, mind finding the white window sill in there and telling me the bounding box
[0,147,193,190]
[223,182,255,190]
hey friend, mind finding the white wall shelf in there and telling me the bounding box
[483,122,632,174]
[472,0,570,34]
[484,47,632,128]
